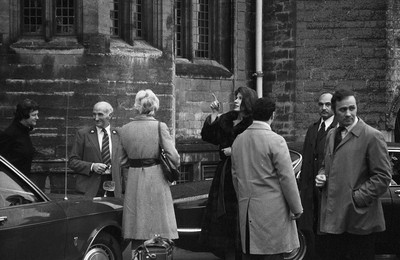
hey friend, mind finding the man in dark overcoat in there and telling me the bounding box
[298,92,336,260]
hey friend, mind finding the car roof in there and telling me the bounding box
[387,142,400,151]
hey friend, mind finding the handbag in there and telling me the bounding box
[158,122,180,182]
[132,236,174,260]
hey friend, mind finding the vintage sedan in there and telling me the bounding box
[0,156,126,260]
[172,143,400,260]
[171,149,306,260]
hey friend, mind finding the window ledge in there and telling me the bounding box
[10,37,84,54]
[110,39,163,58]
[175,58,233,79]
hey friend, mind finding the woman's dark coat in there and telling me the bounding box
[0,120,35,175]
[200,110,252,255]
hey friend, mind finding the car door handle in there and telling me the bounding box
[395,190,400,194]
[0,216,7,223]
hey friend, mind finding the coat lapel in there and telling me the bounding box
[317,117,338,143]
[335,118,362,151]
[313,120,322,144]
[88,126,102,161]
[110,127,118,160]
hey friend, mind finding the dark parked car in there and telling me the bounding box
[0,156,126,260]
[172,143,400,260]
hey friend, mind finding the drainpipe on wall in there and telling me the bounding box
[255,0,263,98]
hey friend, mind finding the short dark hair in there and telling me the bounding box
[234,86,258,116]
[14,99,39,121]
[253,97,276,121]
[331,89,355,112]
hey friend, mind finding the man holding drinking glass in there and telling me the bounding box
[315,89,392,260]
[69,101,126,198]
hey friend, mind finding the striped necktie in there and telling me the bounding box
[101,128,111,166]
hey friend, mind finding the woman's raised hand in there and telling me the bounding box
[210,93,220,113]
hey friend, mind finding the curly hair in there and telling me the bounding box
[234,86,258,116]
[134,89,160,116]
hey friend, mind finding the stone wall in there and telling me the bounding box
[296,0,389,141]
[174,0,256,180]
[263,0,297,141]
[0,1,175,181]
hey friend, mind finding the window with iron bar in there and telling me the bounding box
[177,164,194,184]
[174,0,232,71]
[21,0,77,37]
[55,0,75,35]
[22,0,43,35]
[110,0,120,37]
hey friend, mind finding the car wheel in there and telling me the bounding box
[83,232,122,260]
[283,230,307,260]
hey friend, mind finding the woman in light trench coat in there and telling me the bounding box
[119,89,180,252]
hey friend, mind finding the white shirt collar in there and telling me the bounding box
[96,125,111,135]
[337,117,358,136]
[320,115,334,131]
[345,116,358,132]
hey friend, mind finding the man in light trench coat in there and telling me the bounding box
[316,89,392,260]
[232,97,303,260]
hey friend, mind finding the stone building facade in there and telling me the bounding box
[0,0,399,189]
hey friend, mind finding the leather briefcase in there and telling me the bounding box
[132,236,174,260]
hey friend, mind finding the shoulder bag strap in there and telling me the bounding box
[158,121,164,151]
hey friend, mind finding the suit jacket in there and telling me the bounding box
[298,117,337,231]
[68,125,126,198]
[231,121,303,255]
[320,118,392,235]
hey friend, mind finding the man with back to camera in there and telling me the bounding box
[231,97,303,260]
[298,92,337,260]
[69,101,126,198]
[315,89,392,260]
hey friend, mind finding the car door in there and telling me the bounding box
[386,149,400,240]
[0,162,67,260]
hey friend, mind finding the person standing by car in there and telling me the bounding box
[200,86,258,260]
[316,89,392,260]
[68,101,126,198]
[0,99,39,180]
[298,92,337,260]
[119,89,180,252]
[231,97,303,260]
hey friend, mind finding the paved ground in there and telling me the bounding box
[122,245,399,260]
[122,243,220,260]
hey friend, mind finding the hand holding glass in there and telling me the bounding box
[103,181,115,197]
[315,168,327,188]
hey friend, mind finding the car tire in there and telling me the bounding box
[83,232,122,260]
[283,230,307,260]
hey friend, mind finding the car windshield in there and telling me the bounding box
[0,164,41,208]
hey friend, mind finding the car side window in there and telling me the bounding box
[389,151,400,186]
[0,164,40,208]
